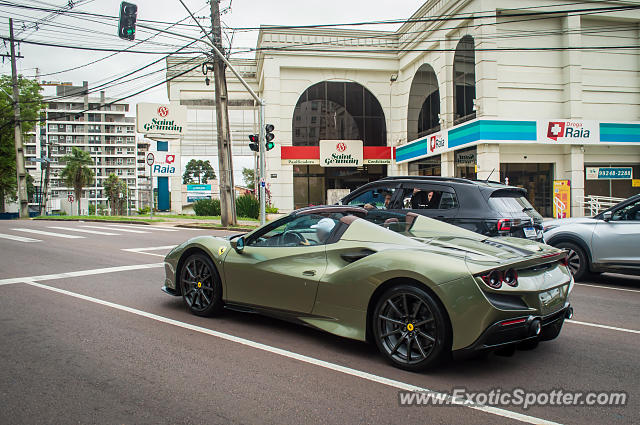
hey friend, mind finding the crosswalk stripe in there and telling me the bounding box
[80,225,148,234]
[12,228,85,239]
[48,226,119,236]
[106,224,178,232]
[0,232,42,243]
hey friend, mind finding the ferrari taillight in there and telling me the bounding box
[481,270,503,289]
[504,268,518,287]
[480,268,518,289]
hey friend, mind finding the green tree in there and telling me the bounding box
[103,173,128,215]
[60,147,94,215]
[182,159,216,184]
[242,167,255,190]
[0,75,45,213]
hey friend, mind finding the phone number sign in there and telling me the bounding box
[586,167,633,180]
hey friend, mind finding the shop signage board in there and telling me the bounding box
[151,152,178,176]
[319,140,363,167]
[632,179,640,187]
[136,103,187,137]
[539,120,599,144]
[186,184,212,203]
[585,167,633,180]
[553,180,571,219]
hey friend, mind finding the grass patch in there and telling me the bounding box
[137,213,260,222]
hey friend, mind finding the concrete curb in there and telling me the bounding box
[175,224,256,232]
[32,218,155,225]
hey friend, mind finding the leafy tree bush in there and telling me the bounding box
[183,159,216,184]
[236,194,259,219]
[193,198,221,216]
[265,205,279,214]
[137,206,150,215]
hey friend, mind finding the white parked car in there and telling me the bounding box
[543,194,640,281]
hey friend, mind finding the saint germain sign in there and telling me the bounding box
[319,140,363,167]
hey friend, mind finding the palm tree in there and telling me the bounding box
[60,147,94,215]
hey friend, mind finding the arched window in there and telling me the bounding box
[453,35,476,123]
[407,64,440,141]
[292,81,386,147]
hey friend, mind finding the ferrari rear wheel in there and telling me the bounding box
[180,253,223,317]
[373,284,450,371]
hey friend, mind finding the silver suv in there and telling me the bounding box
[543,194,640,281]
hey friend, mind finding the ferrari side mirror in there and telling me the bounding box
[231,237,245,252]
[602,211,612,221]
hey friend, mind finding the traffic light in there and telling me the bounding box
[248,134,259,152]
[118,2,138,41]
[265,124,275,151]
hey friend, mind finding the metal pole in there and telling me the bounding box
[95,152,98,215]
[149,164,153,220]
[259,102,266,225]
[9,18,29,218]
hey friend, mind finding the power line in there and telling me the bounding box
[32,3,209,77]
[229,4,640,31]
[0,35,203,54]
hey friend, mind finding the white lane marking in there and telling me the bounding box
[122,245,176,258]
[0,232,42,243]
[574,283,640,294]
[49,226,119,236]
[12,228,85,239]
[0,262,163,286]
[80,225,148,234]
[567,320,640,335]
[106,224,178,232]
[22,281,559,425]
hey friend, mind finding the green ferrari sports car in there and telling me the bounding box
[162,206,574,371]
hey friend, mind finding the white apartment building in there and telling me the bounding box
[166,0,640,216]
[25,82,138,214]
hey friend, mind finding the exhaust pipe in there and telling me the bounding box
[529,319,542,336]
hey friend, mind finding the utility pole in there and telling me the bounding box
[9,18,29,218]
[209,0,236,226]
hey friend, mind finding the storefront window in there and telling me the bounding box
[409,156,441,176]
[455,147,477,180]
[291,82,388,208]
[584,164,640,200]
[500,163,554,217]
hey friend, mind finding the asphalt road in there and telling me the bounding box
[0,219,638,425]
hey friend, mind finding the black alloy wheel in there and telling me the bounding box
[180,253,223,317]
[373,284,450,371]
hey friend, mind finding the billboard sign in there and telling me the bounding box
[586,167,633,180]
[319,140,363,167]
[136,103,187,136]
[151,152,178,176]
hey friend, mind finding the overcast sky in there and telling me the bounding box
[0,0,423,107]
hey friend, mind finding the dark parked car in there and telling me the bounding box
[339,176,544,241]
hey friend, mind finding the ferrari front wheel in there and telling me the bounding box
[180,253,223,317]
[373,284,450,371]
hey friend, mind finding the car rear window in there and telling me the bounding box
[488,193,536,213]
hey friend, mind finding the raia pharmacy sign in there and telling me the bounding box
[319,140,363,167]
[152,152,178,176]
[136,103,187,137]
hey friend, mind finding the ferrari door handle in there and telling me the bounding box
[303,270,316,276]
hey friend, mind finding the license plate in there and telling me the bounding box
[523,227,537,239]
